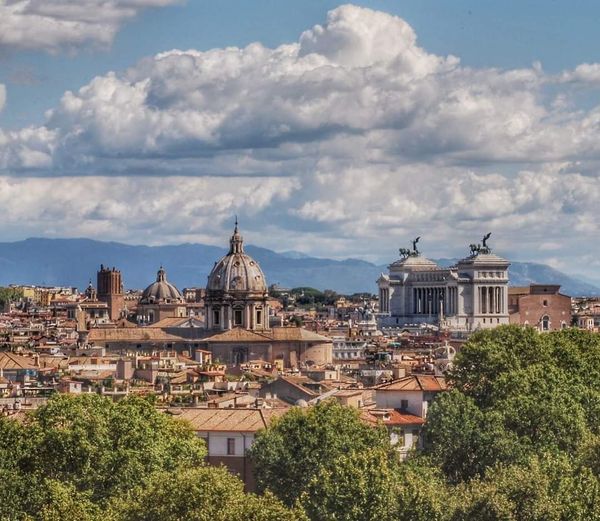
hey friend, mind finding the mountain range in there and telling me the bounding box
[0,238,597,297]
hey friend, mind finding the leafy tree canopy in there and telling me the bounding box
[250,400,390,507]
[425,325,600,484]
[0,394,299,521]
[0,286,23,306]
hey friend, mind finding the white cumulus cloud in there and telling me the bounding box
[0,0,180,52]
[0,4,599,279]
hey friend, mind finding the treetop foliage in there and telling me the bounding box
[2,325,600,520]
[0,394,299,521]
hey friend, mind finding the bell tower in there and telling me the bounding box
[97,265,125,321]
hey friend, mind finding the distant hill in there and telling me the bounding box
[0,238,596,297]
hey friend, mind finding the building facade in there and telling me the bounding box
[97,265,125,321]
[508,284,571,331]
[377,236,510,331]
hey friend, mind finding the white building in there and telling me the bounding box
[332,337,368,360]
[374,374,447,418]
[377,235,510,331]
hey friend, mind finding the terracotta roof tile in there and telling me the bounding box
[88,328,185,342]
[0,353,38,370]
[374,375,447,392]
[175,408,287,432]
[362,408,425,426]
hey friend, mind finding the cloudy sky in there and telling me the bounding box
[1,1,600,281]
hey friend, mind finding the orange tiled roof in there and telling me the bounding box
[0,353,38,370]
[362,408,425,426]
[269,327,332,343]
[174,407,287,432]
[203,328,272,343]
[87,328,185,342]
[375,375,447,392]
[87,324,333,345]
[150,317,192,328]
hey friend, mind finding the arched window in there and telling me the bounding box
[541,315,550,331]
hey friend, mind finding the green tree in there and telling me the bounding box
[37,480,103,521]
[451,455,600,521]
[423,390,525,482]
[111,466,303,521]
[489,364,588,453]
[448,325,551,407]
[395,462,454,521]
[300,447,399,521]
[0,286,23,308]
[29,394,207,501]
[249,400,390,506]
[0,394,208,518]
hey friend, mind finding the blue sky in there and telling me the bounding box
[1,0,600,282]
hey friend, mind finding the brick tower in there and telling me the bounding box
[97,265,125,321]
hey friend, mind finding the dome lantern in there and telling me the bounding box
[230,217,244,254]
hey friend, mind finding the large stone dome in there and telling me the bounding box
[141,267,184,304]
[207,223,267,294]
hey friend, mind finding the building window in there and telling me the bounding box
[412,429,420,448]
[234,309,243,326]
[256,309,262,327]
[541,315,550,331]
[213,309,220,325]
[400,399,409,411]
[543,300,548,307]
[227,438,236,455]
[398,429,405,447]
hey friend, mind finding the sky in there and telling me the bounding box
[1,1,600,281]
